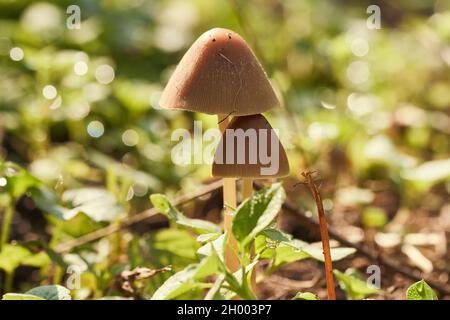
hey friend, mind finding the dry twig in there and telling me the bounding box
[299,171,336,300]
[115,266,171,299]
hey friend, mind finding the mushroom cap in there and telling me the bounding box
[212,114,290,178]
[159,28,280,116]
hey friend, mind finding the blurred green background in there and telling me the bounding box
[0,0,449,298]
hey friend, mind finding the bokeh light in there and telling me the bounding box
[87,121,105,138]
[122,129,139,146]
[95,64,115,84]
[9,47,24,61]
[74,61,88,76]
[42,85,57,100]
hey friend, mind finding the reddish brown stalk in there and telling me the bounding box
[301,171,336,300]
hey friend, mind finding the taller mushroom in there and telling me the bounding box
[159,27,280,271]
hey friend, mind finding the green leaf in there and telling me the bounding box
[148,229,200,269]
[21,251,50,267]
[256,230,355,269]
[334,269,382,300]
[292,292,319,300]
[151,251,220,300]
[62,188,123,222]
[4,167,40,198]
[261,228,293,242]
[0,244,50,274]
[48,212,105,238]
[197,233,220,243]
[256,232,309,266]
[35,187,123,222]
[2,293,45,300]
[151,264,201,300]
[406,280,438,300]
[195,246,221,280]
[150,194,220,233]
[232,184,285,245]
[25,285,71,300]
[197,234,226,262]
[151,242,252,300]
[31,186,68,219]
[34,187,122,237]
[273,246,310,268]
[402,159,450,190]
[205,274,226,300]
[302,246,356,262]
[222,260,259,300]
[362,207,388,228]
[0,245,31,274]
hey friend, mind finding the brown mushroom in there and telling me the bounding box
[159,28,281,273]
[212,114,289,179]
[159,28,280,116]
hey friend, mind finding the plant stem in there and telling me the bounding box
[302,171,336,300]
[4,272,13,293]
[242,179,257,293]
[0,197,15,251]
[218,115,240,272]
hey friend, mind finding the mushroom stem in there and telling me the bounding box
[242,178,253,199]
[218,115,240,272]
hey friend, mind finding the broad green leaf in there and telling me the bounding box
[35,187,121,237]
[334,269,382,300]
[62,188,123,222]
[48,212,105,238]
[256,230,355,269]
[151,251,219,300]
[273,246,310,268]
[31,186,68,219]
[4,167,40,198]
[26,285,71,300]
[148,229,199,269]
[406,280,438,300]
[21,251,50,267]
[232,184,285,245]
[261,228,293,242]
[0,245,31,273]
[402,159,450,190]
[2,293,45,300]
[302,246,356,262]
[0,244,49,274]
[151,264,201,300]
[195,246,221,280]
[35,187,123,222]
[197,233,220,243]
[255,231,307,260]
[150,194,220,233]
[292,292,319,300]
[197,234,226,262]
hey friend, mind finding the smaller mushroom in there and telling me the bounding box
[212,114,290,179]
[212,113,289,292]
